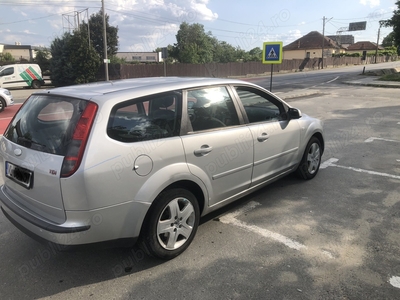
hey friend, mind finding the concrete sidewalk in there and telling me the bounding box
[343,76,400,88]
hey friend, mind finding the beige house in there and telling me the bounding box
[0,43,40,61]
[283,31,344,60]
[346,41,384,54]
[115,52,163,63]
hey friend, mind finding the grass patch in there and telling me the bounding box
[379,73,400,81]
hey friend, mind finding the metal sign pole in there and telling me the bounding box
[270,64,273,92]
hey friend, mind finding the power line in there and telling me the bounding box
[0,10,81,25]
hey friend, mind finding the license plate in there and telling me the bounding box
[5,162,33,189]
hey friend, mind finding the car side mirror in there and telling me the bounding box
[288,107,302,119]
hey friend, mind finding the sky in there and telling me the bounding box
[0,0,397,52]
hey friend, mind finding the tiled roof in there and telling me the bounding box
[283,31,342,50]
[346,41,384,51]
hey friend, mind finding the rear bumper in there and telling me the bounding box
[0,185,151,246]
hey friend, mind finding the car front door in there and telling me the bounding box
[234,86,301,186]
[180,86,253,207]
[0,67,17,88]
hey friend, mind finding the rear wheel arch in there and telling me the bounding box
[31,80,41,89]
[166,180,205,214]
[139,180,205,233]
[138,183,203,259]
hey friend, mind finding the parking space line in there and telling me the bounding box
[220,201,336,260]
[390,276,400,289]
[320,158,400,180]
[220,201,307,250]
[334,164,400,180]
[364,137,399,143]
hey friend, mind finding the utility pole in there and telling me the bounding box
[374,21,383,64]
[102,0,109,81]
[321,16,332,69]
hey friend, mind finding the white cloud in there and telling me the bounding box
[3,0,218,50]
[359,0,380,8]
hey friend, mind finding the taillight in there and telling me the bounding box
[61,102,98,177]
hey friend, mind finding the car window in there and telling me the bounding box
[0,67,14,77]
[235,87,283,123]
[4,95,89,155]
[187,86,239,131]
[107,91,182,143]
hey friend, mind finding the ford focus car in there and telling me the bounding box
[0,77,324,259]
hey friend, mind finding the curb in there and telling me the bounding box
[343,80,400,88]
[278,89,320,100]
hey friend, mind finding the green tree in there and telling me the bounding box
[50,31,101,86]
[382,32,396,47]
[80,10,119,59]
[34,48,51,72]
[0,52,15,63]
[171,22,214,63]
[212,40,238,63]
[382,1,400,54]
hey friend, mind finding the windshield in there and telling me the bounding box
[4,94,90,155]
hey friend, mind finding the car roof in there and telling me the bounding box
[40,77,255,103]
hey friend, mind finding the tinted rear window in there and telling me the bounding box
[4,94,90,155]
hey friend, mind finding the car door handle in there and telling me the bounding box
[194,145,213,156]
[257,133,269,142]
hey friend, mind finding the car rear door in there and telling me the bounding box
[234,86,301,186]
[180,86,253,207]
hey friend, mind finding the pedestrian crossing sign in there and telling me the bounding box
[262,42,283,64]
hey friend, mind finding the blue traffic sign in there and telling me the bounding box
[262,42,283,64]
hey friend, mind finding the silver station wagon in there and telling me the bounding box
[0,77,324,259]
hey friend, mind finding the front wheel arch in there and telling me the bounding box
[296,136,322,180]
[0,97,6,112]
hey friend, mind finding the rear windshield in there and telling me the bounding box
[4,94,90,155]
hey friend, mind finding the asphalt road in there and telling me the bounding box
[244,60,400,93]
[0,63,400,299]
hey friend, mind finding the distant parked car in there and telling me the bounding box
[0,77,324,259]
[0,87,14,112]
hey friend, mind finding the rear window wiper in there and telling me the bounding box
[17,136,48,150]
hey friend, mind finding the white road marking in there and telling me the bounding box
[389,276,400,289]
[364,137,399,143]
[398,122,400,125]
[326,76,340,84]
[334,164,400,180]
[321,250,335,259]
[320,158,400,180]
[220,201,307,251]
[320,158,339,169]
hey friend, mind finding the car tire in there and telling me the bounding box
[296,136,322,180]
[0,98,5,112]
[31,80,41,89]
[140,188,200,260]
